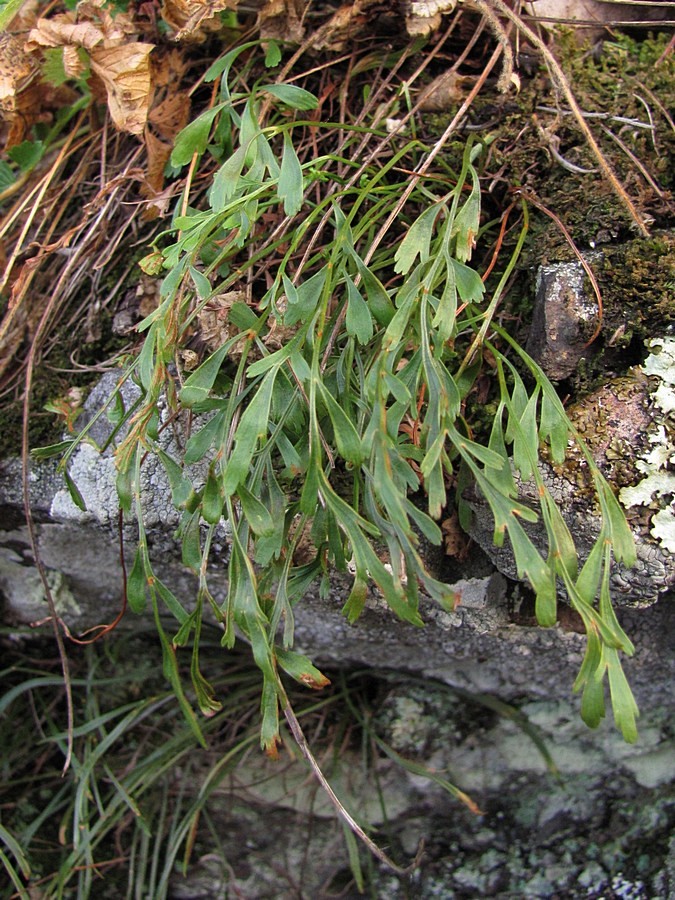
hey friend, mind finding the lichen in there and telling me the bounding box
[619,338,675,553]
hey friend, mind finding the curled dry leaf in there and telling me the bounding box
[258,0,306,44]
[25,3,154,135]
[406,0,456,35]
[161,0,238,41]
[90,43,154,135]
[0,31,42,146]
[198,290,246,352]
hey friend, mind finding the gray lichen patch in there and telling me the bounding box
[619,338,675,554]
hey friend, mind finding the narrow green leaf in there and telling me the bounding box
[116,465,134,513]
[157,449,193,508]
[394,204,441,274]
[238,484,276,536]
[31,439,75,460]
[155,578,189,625]
[452,169,480,262]
[127,547,148,614]
[180,344,231,408]
[452,258,485,302]
[183,410,226,464]
[263,83,318,110]
[222,370,276,494]
[202,465,224,524]
[317,380,363,464]
[279,133,304,215]
[64,469,87,511]
[181,510,202,572]
[276,648,330,689]
[189,265,212,300]
[540,390,569,464]
[284,269,327,326]
[209,144,247,209]
[512,392,540,481]
[345,276,374,345]
[605,646,639,742]
[228,301,259,330]
[265,40,282,67]
[171,104,226,167]
[352,253,395,325]
[342,576,368,623]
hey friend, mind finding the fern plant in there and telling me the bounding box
[37,42,639,758]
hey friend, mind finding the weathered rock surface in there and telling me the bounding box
[1,352,674,896]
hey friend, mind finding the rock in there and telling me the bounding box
[525,257,600,381]
[1,367,674,897]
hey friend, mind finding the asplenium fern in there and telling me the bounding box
[37,51,639,752]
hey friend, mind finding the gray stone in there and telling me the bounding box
[526,258,600,381]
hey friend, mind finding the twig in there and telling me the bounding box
[480,0,651,236]
[282,695,424,875]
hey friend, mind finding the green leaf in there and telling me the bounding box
[284,269,327,326]
[279,133,304,215]
[204,41,258,83]
[452,169,480,262]
[228,301,259,330]
[265,40,282,68]
[0,0,28,29]
[539,390,569,464]
[64,469,87,511]
[351,254,395,325]
[171,104,227,167]
[605,646,639,742]
[345,276,373,345]
[154,608,206,747]
[238,484,276,536]
[157,449,193,508]
[317,381,363,464]
[451,258,485,303]
[263,84,318,110]
[222,370,276,494]
[543,493,578,580]
[209,144,247,209]
[512,392,540,481]
[189,265,212,300]
[276,648,330,688]
[394,204,441,274]
[116,465,134,513]
[342,576,368,623]
[0,160,14,192]
[127,547,148,614]
[202,465,224,524]
[180,344,231,408]
[184,410,226,465]
[31,439,75,460]
[575,537,604,602]
[181,510,202,572]
[155,578,189,625]
[8,139,44,172]
[432,272,457,343]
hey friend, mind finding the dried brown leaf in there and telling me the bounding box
[26,15,106,52]
[161,0,238,41]
[198,290,245,352]
[0,32,40,112]
[62,45,86,78]
[148,90,190,141]
[90,43,154,135]
[258,0,306,44]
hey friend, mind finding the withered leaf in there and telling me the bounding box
[0,32,40,112]
[258,0,306,44]
[90,43,154,135]
[161,0,238,41]
[148,90,190,141]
